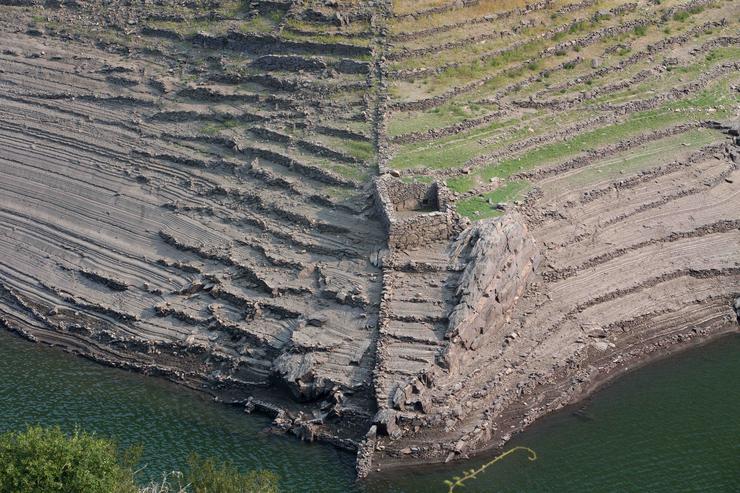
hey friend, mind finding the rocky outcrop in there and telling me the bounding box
[441,215,541,372]
[271,352,334,402]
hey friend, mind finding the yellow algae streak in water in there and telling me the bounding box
[444,446,538,492]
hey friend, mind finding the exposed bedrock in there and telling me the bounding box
[1,0,739,481]
[442,216,541,371]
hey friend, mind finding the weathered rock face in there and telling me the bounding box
[271,352,333,402]
[442,214,541,373]
[370,213,539,427]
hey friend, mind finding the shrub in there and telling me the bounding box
[0,427,279,493]
[673,11,690,21]
[0,426,139,493]
[186,455,279,493]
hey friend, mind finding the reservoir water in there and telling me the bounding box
[1,329,738,492]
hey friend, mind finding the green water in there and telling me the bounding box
[1,330,738,492]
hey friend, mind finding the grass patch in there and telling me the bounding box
[339,140,374,161]
[240,13,282,33]
[491,101,727,189]
[551,127,722,189]
[390,116,531,170]
[326,162,368,181]
[201,119,241,135]
[455,196,503,220]
[449,78,736,193]
[388,101,496,137]
[454,179,530,220]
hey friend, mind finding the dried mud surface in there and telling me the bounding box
[0,0,738,478]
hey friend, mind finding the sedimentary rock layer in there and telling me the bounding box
[0,0,738,478]
[0,0,386,446]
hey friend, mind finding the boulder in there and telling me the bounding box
[271,352,332,401]
[373,408,401,439]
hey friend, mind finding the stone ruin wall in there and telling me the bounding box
[373,175,461,250]
[386,211,459,250]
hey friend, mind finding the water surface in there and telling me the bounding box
[1,330,738,492]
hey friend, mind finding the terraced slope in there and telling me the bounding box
[0,0,388,445]
[368,0,739,470]
[0,0,738,477]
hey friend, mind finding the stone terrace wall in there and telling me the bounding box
[387,210,460,250]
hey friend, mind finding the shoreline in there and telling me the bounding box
[369,302,740,475]
[369,321,739,474]
[4,313,737,477]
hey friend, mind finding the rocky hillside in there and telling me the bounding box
[0,0,737,477]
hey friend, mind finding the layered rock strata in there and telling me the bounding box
[0,0,738,479]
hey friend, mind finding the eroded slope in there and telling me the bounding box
[0,0,738,477]
[0,0,387,444]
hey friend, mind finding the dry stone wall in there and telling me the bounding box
[374,175,462,250]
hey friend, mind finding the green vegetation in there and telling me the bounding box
[388,2,738,213]
[422,72,736,195]
[318,135,374,161]
[545,128,721,190]
[240,11,285,33]
[182,455,278,493]
[341,140,374,161]
[0,426,139,493]
[201,119,242,135]
[389,101,496,137]
[390,116,527,170]
[445,446,537,492]
[454,180,530,219]
[327,162,368,182]
[633,25,648,37]
[0,426,278,493]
